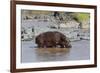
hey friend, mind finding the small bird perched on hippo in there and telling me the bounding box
[35,31,72,48]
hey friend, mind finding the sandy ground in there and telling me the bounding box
[21,40,90,63]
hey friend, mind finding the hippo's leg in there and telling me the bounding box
[38,43,45,48]
[52,42,57,48]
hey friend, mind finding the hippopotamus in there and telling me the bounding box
[35,31,72,48]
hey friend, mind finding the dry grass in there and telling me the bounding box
[35,48,70,54]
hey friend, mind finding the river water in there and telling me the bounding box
[21,40,90,63]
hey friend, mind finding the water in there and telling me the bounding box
[21,40,90,63]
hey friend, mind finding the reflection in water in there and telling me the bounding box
[35,48,70,62]
[21,40,90,63]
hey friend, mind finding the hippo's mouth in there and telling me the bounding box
[66,44,72,48]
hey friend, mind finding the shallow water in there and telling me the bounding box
[21,40,90,63]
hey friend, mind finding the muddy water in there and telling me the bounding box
[21,40,90,63]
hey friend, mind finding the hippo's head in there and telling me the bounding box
[63,40,72,48]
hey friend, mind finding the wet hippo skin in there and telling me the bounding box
[35,31,72,48]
